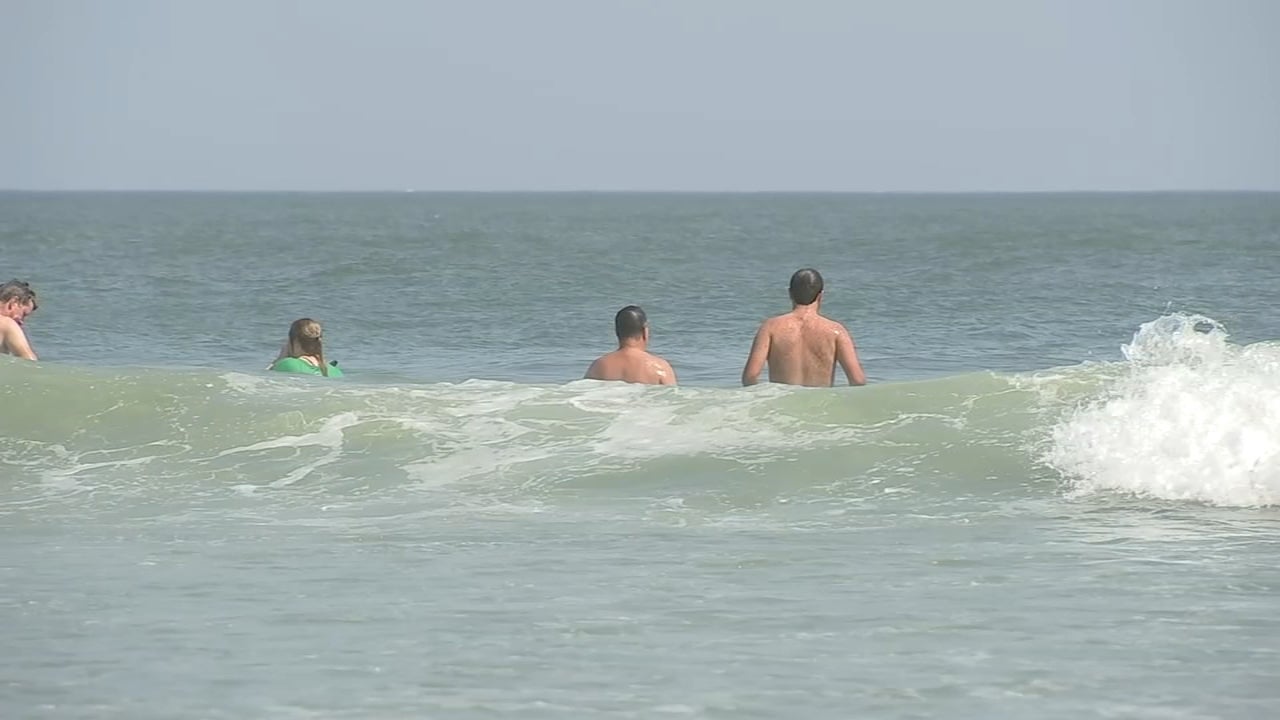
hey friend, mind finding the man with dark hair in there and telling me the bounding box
[0,279,38,360]
[741,268,865,387]
[584,305,677,385]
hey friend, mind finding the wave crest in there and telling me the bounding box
[4,314,1277,509]
[1046,314,1280,507]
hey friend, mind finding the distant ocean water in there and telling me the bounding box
[2,192,1278,718]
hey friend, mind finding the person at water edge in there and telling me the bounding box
[741,268,866,387]
[269,318,343,377]
[584,305,677,385]
[0,279,38,361]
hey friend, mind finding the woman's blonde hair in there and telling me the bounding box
[287,318,328,376]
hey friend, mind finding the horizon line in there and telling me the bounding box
[2,187,1278,195]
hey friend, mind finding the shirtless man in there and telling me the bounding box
[0,279,38,361]
[741,268,865,387]
[584,305,677,385]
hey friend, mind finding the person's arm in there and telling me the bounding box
[835,326,866,386]
[741,324,770,386]
[584,359,603,380]
[1,319,37,361]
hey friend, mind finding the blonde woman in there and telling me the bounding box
[269,318,343,377]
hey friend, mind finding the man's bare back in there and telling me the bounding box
[585,347,676,385]
[741,268,865,388]
[585,305,678,386]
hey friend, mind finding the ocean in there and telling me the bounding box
[2,192,1278,718]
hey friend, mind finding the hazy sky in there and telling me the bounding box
[3,0,1277,191]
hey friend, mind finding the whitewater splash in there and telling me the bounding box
[1046,314,1280,507]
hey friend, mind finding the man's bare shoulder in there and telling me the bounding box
[585,352,618,378]
[641,349,673,368]
[0,316,20,340]
[645,352,676,384]
[817,315,850,335]
[760,314,790,332]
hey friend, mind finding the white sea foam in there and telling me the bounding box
[590,393,788,460]
[215,412,360,456]
[1046,314,1280,507]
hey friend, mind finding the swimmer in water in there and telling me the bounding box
[269,318,343,377]
[584,305,677,385]
[741,268,866,387]
[0,280,38,360]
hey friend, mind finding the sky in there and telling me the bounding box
[2,0,1277,191]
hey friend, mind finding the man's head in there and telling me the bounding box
[0,280,37,324]
[614,305,648,343]
[788,268,824,306]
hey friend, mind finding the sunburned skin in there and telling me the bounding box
[585,346,676,386]
[741,269,865,388]
[585,305,677,386]
[0,296,37,361]
[747,311,860,387]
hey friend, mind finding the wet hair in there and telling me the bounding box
[614,305,647,341]
[788,268,824,306]
[0,279,37,312]
[287,318,328,377]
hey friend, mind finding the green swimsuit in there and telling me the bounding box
[270,357,344,377]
